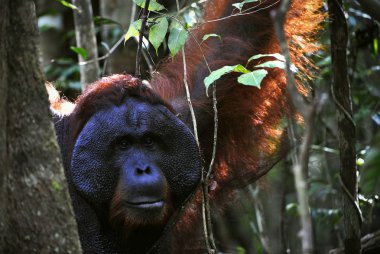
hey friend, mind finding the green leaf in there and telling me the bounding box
[237,69,268,88]
[57,0,79,11]
[234,64,250,73]
[286,203,299,217]
[256,60,298,72]
[204,64,249,95]
[256,60,286,69]
[247,53,285,63]
[374,38,379,56]
[202,33,221,42]
[133,0,165,11]
[70,46,88,59]
[204,66,237,90]
[149,17,168,54]
[168,20,188,57]
[232,0,259,11]
[124,20,142,43]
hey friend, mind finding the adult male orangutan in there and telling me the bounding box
[49,0,323,252]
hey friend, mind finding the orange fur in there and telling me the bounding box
[50,0,324,252]
[150,0,324,251]
[152,0,324,190]
[46,83,75,116]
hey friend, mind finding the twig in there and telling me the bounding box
[140,38,155,74]
[271,1,316,253]
[135,0,151,78]
[202,0,280,25]
[80,35,124,66]
[83,4,155,75]
[204,56,218,254]
[174,1,217,252]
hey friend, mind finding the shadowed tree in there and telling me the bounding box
[0,0,82,252]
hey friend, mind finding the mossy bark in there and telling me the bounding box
[0,0,82,253]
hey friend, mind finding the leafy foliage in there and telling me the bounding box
[132,0,165,12]
[202,33,221,42]
[204,53,287,95]
[70,46,87,59]
[124,20,142,43]
[168,19,188,57]
[149,17,168,54]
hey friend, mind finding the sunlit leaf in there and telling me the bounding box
[124,20,142,43]
[374,38,379,56]
[70,46,88,59]
[168,20,188,57]
[202,33,221,42]
[357,158,365,166]
[232,0,259,11]
[234,64,250,73]
[286,203,299,217]
[256,60,298,72]
[237,69,268,88]
[133,0,165,11]
[256,60,285,69]
[57,0,79,11]
[247,53,285,63]
[149,17,168,54]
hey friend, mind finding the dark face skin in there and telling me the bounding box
[70,97,202,247]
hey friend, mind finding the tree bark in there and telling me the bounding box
[328,0,362,253]
[72,0,100,90]
[0,0,82,253]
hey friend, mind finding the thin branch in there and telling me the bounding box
[135,0,151,78]
[202,0,280,25]
[83,3,156,75]
[174,1,217,252]
[271,1,315,253]
[140,38,155,74]
[80,35,124,66]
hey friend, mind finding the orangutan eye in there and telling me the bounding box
[117,138,131,150]
[144,136,154,147]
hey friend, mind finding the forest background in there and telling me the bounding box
[0,0,380,253]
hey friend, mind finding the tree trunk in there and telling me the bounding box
[72,0,100,90]
[0,0,82,253]
[328,0,362,253]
